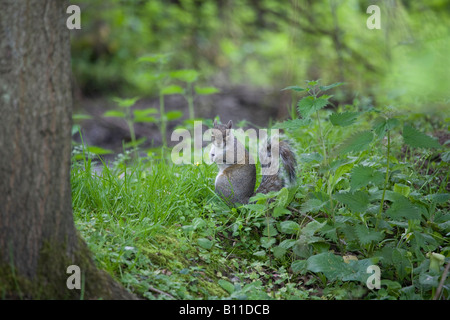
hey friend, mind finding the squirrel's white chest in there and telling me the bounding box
[214,164,231,186]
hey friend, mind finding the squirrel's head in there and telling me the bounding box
[210,119,234,164]
[211,119,233,148]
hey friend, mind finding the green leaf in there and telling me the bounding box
[291,260,307,273]
[86,146,113,155]
[169,69,199,83]
[261,237,276,249]
[197,238,214,250]
[218,279,235,294]
[137,53,171,65]
[281,85,306,92]
[393,183,411,197]
[73,113,93,120]
[103,110,126,118]
[306,252,349,281]
[297,96,329,118]
[272,206,290,218]
[161,85,184,95]
[134,116,157,123]
[372,117,400,139]
[302,221,327,237]
[113,97,140,108]
[329,111,360,127]
[279,221,300,234]
[319,82,344,92]
[354,224,384,245]
[307,80,318,86]
[272,118,312,130]
[334,190,369,213]
[133,108,158,117]
[165,110,183,121]
[336,131,373,154]
[298,152,323,163]
[402,124,441,149]
[426,193,450,204]
[386,196,421,220]
[306,252,375,282]
[350,165,384,190]
[194,86,220,95]
[272,246,287,259]
[300,198,326,214]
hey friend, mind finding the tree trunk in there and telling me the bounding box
[0,0,135,299]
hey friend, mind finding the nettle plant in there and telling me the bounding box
[242,80,449,299]
[103,53,219,152]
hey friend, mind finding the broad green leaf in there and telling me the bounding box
[263,224,278,237]
[71,124,80,136]
[372,117,400,139]
[306,252,375,282]
[272,246,287,259]
[306,252,349,281]
[134,116,157,123]
[291,260,307,273]
[137,53,171,65]
[281,85,306,92]
[103,110,126,118]
[329,111,360,127]
[307,80,318,86]
[301,221,327,237]
[386,196,421,220]
[169,69,199,83]
[86,146,113,155]
[297,96,329,118]
[300,198,326,214]
[218,279,235,294]
[393,183,411,197]
[354,224,384,245]
[113,97,139,108]
[402,124,441,149]
[260,237,276,249]
[197,238,214,250]
[298,152,323,163]
[336,131,373,154]
[73,113,93,120]
[133,108,158,117]
[272,118,312,130]
[272,206,290,218]
[194,86,220,95]
[334,190,369,213]
[426,193,450,204]
[161,85,184,95]
[276,187,289,207]
[319,82,344,92]
[279,221,300,234]
[350,165,384,190]
[165,110,183,121]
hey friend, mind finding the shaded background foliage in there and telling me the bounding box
[72,0,450,149]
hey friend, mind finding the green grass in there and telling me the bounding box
[71,104,450,300]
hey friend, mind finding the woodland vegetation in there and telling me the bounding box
[1,0,449,300]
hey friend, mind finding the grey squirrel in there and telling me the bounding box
[209,119,297,205]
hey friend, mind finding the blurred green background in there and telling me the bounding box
[70,0,450,140]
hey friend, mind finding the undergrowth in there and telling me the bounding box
[71,81,449,300]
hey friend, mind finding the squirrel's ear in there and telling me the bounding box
[227,120,233,129]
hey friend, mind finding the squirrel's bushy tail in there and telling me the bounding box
[255,135,297,194]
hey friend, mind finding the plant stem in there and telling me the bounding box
[376,131,391,231]
[159,92,167,148]
[187,82,195,120]
[316,110,327,166]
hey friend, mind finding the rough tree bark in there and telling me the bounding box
[0,0,135,299]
